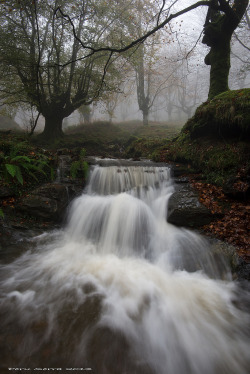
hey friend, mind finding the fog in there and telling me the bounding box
[8,1,250,131]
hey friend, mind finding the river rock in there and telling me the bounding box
[17,182,82,222]
[167,184,215,228]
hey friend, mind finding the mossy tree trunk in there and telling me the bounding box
[204,31,231,100]
[202,0,249,100]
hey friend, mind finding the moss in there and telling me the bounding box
[183,89,250,139]
[206,37,231,99]
[166,133,250,186]
[124,138,172,159]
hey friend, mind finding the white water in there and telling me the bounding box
[0,163,249,373]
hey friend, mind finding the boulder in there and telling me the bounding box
[17,182,83,222]
[167,184,215,228]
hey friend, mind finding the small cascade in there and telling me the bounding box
[56,154,72,182]
[87,164,171,195]
[0,160,249,374]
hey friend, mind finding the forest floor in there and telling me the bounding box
[0,120,249,265]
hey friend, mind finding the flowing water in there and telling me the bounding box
[0,162,249,374]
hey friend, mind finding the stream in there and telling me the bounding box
[0,160,249,373]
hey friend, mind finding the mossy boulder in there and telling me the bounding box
[183,89,250,139]
[17,182,82,222]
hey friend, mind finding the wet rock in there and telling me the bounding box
[207,238,240,277]
[171,164,199,177]
[0,221,42,262]
[167,184,215,228]
[236,260,250,281]
[173,177,189,184]
[56,154,72,182]
[17,182,83,222]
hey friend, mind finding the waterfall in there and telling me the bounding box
[0,162,249,374]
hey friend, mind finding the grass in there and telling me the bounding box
[57,120,182,158]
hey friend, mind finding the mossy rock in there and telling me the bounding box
[184,89,250,139]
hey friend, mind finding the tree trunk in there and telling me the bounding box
[108,114,113,124]
[143,110,149,126]
[167,103,173,122]
[202,0,249,100]
[83,112,91,124]
[40,116,64,142]
[205,34,231,100]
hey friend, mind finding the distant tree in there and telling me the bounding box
[231,6,250,88]
[124,0,165,126]
[173,67,205,119]
[78,104,92,124]
[102,91,121,123]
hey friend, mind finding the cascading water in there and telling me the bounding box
[0,161,249,374]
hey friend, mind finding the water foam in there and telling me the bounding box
[0,163,249,373]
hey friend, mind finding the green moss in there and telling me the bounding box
[166,133,250,185]
[124,138,172,159]
[183,89,250,138]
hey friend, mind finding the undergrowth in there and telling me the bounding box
[158,133,250,185]
[0,134,56,196]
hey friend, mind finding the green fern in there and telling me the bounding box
[0,142,53,185]
[4,164,23,184]
[70,148,88,179]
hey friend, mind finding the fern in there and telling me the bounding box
[5,164,17,178]
[70,148,88,179]
[4,164,23,184]
[0,142,53,186]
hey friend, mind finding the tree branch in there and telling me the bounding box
[233,31,250,52]
[55,1,212,58]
